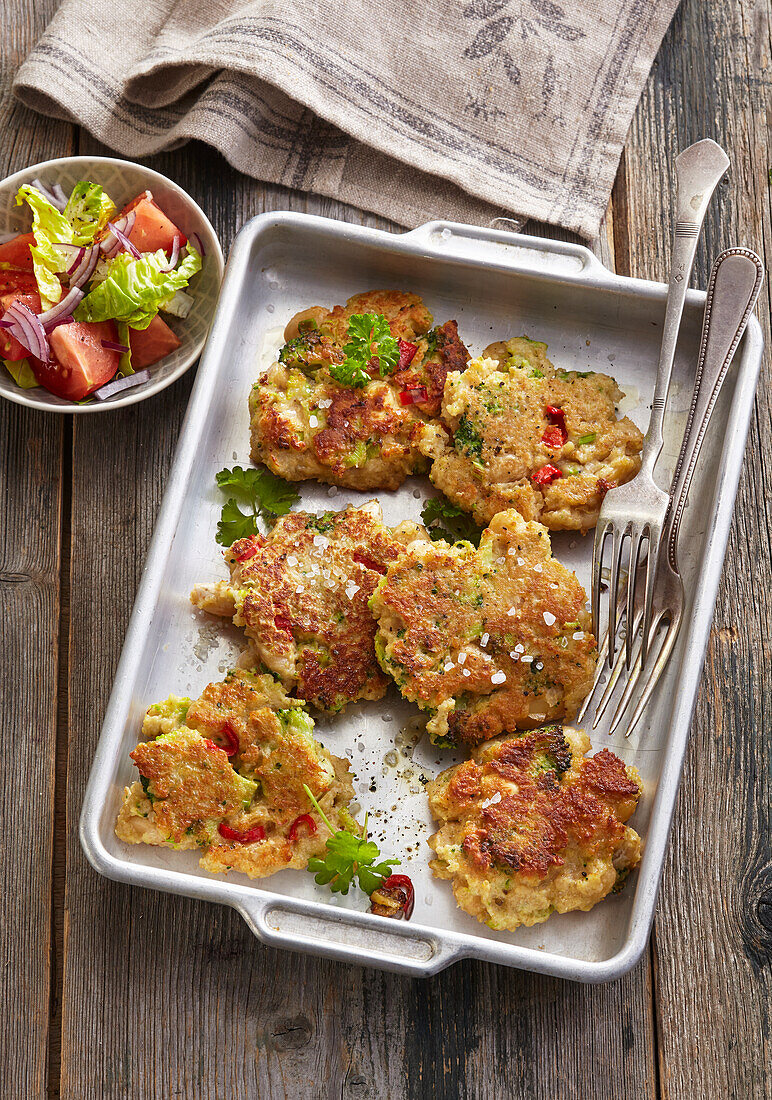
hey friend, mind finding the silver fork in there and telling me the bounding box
[592,139,729,673]
[579,246,764,735]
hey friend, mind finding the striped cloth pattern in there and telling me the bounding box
[13,0,679,236]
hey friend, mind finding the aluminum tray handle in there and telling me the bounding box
[402,220,607,281]
[236,895,466,977]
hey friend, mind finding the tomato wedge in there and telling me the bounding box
[32,320,121,401]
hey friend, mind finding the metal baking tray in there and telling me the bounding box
[80,214,763,981]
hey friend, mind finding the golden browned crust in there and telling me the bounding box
[370,509,597,746]
[249,291,470,490]
[427,725,642,930]
[130,727,256,845]
[115,670,355,880]
[391,319,471,418]
[192,502,424,712]
[424,339,643,531]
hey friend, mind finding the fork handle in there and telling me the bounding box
[640,139,730,479]
[667,247,764,570]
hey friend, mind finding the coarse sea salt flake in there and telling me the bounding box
[458,652,466,665]
[481,632,490,646]
[573,630,585,640]
[506,607,516,617]
[287,555,298,566]
[521,655,534,663]
[313,535,329,548]
[295,585,304,594]
[534,563,543,573]
[462,668,470,677]
[491,671,507,685]
[345,583,360,598]
[444,662,454,672]
[318,397,332,408]
[543,611,556,626]
[480,791,502,809]
[309,414,319,427]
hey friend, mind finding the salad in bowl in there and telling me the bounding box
[0,156,223,410]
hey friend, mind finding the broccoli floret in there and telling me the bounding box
[278,330,338,374]
[454,415,484,466]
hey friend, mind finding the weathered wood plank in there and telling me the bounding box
[0,6,74,1099]
[621,0,772,1096]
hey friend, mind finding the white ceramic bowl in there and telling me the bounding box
[0,155,224,412]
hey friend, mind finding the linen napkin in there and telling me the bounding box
[13,0,679,237]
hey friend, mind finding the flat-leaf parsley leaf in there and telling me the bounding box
[421,496,483,546]
[215,466,299,546]
[329,313,399,389]
[303,784,399,896]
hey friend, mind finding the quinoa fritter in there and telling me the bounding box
[191,502,425,713]
[423,337,643,530]
[250,290,470,490]
[370,509,596,747]
[115,668,355,879]
[427,725,642,930]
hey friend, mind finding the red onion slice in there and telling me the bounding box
[106,220,141,260]
[93,369,151,401]
[53,244,85,274]
[52,183,68,207]
[42,314,74,334]
[30,178,67,212]
[101,339,130,353]
[37,286,84,328]
[155,234,180,273]
[1,301,49,361]
[69,244,100,288]
[99,211,135,257]
[101,214,139,259]
[187,232,205,256]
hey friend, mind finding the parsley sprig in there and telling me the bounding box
[303,785,399,896]
[215,465,299,546]
[329,313,399,389]
[421,496,483,547]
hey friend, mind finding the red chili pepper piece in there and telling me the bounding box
[218,822,266,843]
[542,405,567,447]
[541,424,567,449]
[597,476,615,495]
[216,721,239,757]
[274,614,293,632]
[233,535,263,562]
[398,385,429,406]
[532,463,563,487]
[287,813,318,842]
[397,338,418,370]
[369,874,415,920]
[352,551,387,574]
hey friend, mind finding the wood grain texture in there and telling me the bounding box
[621,0,772,1096]
[52,136,660,1099]
[0,4,73,1098]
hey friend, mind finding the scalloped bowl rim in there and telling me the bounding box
[0,154,224,413]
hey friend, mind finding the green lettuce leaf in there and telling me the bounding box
[64,181,116,245]
[117,321,133,377]
[73,245,202,329]
[15,184,72,309]
[3,358,39,389]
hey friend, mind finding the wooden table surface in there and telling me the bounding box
[2,0,771,1096]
